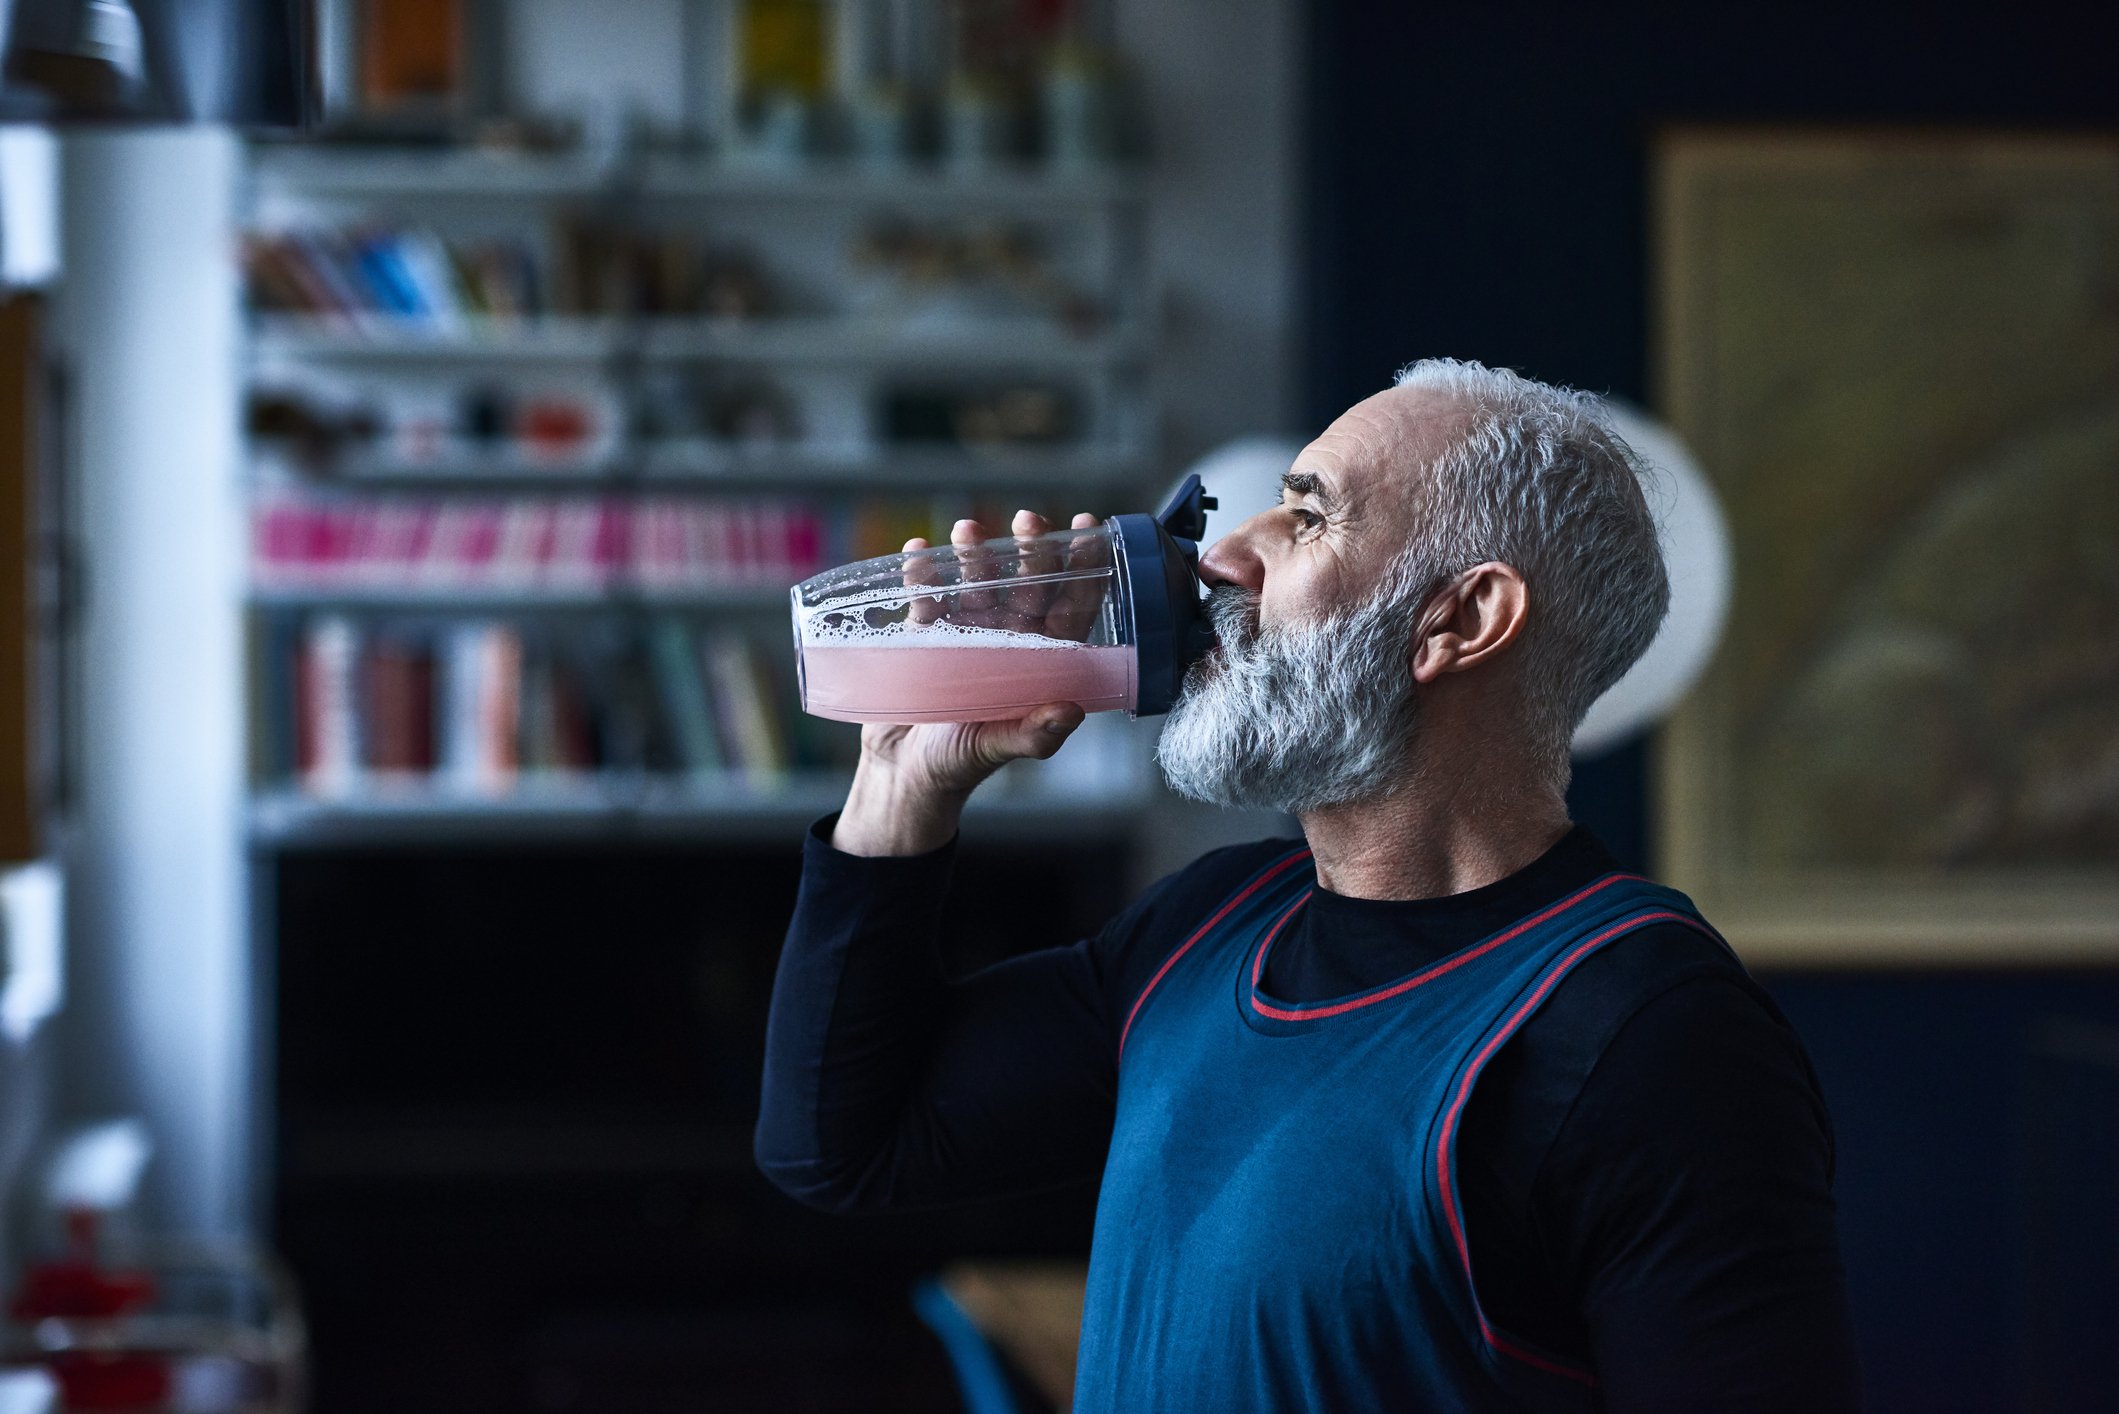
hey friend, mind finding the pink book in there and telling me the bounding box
[625,501,656,589]
[252,498,300,583]
[526,501,560,580]
[756,500,791,584]
[403,504,440,574]
[490,500,543,588]
[317,504,358,585]
[418,502,470,589]
[369,501,421,581]
[680,501,713,588]
[591,500,627,587]
[695,501,725,587]
[458,503,504,586]
[788,506,822,578]
[638,500,679,589]
[731,501,762,585]
[343,500,385,587]
[548,500,600,589]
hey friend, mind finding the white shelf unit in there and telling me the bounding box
[252,147,1147,208]
[250,440,1153,493]
[249,313,1144,369]
[239,138,1158,833]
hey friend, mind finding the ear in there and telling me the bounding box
[1409,562,1530,685]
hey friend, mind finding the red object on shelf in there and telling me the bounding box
[9,1210,174,1411]
[517,397,592,455]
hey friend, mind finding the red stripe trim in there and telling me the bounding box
[1248,892,1312,985]
[1481,1325,1601,1386]
[1115,847,1313,1062]
[1247,872,1645,1023]
[1434,908,1715,1388]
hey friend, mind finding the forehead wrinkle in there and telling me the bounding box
[1290,404,1402,509]
[1367,387,1475,513]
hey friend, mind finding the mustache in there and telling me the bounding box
[1203,584,1262,649]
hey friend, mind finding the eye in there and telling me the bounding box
[1287,505,1325,534]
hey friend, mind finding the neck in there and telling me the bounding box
[1297,747,1571,902]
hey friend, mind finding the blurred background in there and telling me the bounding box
[0,0,2113,1410]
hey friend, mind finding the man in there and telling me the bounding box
[756,360,1861,1411]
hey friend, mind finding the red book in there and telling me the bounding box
[364,637,435,774]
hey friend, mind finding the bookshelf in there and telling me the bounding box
[238,135,1158,833]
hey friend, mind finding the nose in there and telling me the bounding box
[1195,511,1269,593]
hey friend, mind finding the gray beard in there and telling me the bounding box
[1155,583,1423,813]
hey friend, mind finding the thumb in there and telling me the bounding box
[973,703,1086,766]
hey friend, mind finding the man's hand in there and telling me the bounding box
[830,509,1098,857]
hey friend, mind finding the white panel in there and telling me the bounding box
[55,130,249,1239]
[0,128,59,289]
[508,0,690,133]
[0,862,63,1044]
[1118,0,1298,463]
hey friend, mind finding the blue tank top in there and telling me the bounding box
[1073,844,1730,1412]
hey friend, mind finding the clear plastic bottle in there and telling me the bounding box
[792,521,1139,723]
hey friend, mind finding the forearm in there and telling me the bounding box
[754,817,958,1211]
[753,817,1119,1214]
[829,754,969,858]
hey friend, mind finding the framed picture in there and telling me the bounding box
[1654,131,2119,965]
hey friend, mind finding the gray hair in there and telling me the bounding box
[1390,359,1669,789]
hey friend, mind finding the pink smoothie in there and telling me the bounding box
[800,641,1137,723]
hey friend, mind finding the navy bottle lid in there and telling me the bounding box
[1110,474,1217,716]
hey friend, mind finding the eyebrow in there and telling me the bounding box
[1281,469,1338,512]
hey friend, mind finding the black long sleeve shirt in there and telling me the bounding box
[756,820,1862,1411]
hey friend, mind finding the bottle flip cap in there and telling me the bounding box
[1109,474,1217,716]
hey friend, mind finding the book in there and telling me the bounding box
[286,230,380,326]
[647,616,724,776]
[349,230,428,319]
[364,631,436,777]
[265,233,358,318]
[298,615,362,797]
[547,649,598,772]
[439,622,521,792]
[702,631,788,782]
[241,236,314,314]
[518,637,558,773]
[392,229,469,330]
[259,614,302,780]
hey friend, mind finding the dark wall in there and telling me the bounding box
[269,840,1124,1413]
[1304,0,2119,414]
[1303,3,2119,1409]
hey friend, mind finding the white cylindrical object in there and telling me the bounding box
[57,130,248,1238]
[1572,402,1731,757]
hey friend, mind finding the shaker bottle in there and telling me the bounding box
[791,476,1217,723]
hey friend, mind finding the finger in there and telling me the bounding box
[1008,507,1063,628]
[1047,511,1110,641]
[903,535,943,625]
[953,516,1000,625]
[970,702,1086,768]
